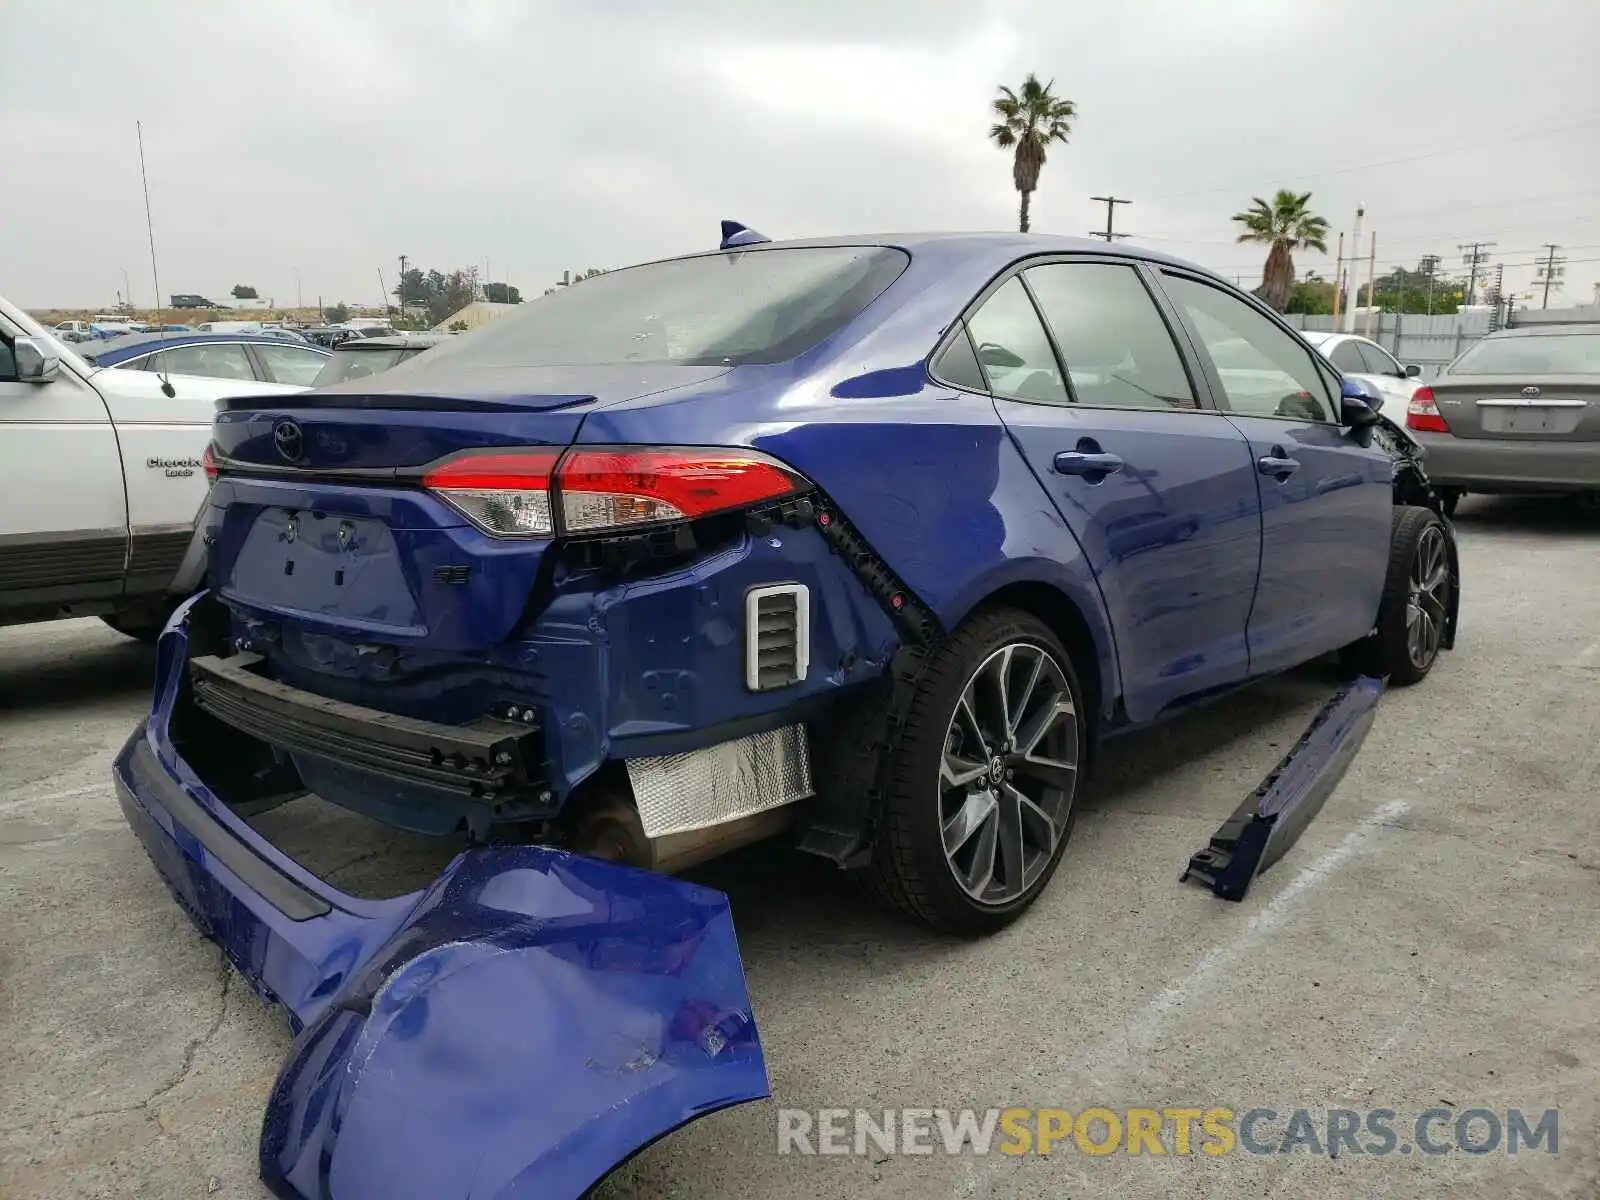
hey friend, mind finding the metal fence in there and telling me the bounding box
[1281,304,1599,379]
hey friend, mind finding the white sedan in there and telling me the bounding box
[1300,331,1424,423]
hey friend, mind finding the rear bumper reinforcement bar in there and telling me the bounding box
[189,652,543,801]
[1180,675,1384,901]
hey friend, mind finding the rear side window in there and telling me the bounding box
[255,343,329,386]
[422,246,910,368]
[1024,263,1196,410]
[312,348,409,386]
[1328,341,1367,374]
[965,277,1068,404]
[932,324,988,392]
[1448,333,1600,375]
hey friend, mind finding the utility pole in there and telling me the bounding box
[1342,206,1365,332]
[1089,195,1132,242]
[1536,243,1566,309]
[1459,241,1494,306]
[1419,254,1441,315]
[1487,263,1506,331]
[397,254,410,312]
[1331,231,1344,324]
[1364,232,1378,339]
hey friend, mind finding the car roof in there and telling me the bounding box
[85,331,332,362]
[331,333,448,350]
[646,230,1210,277]
[1481,323,1600,339]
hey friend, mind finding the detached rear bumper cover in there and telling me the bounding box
[114,596,769,1200]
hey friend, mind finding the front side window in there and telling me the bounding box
[1358,341,1404,377]
[148,342,256,382]
[1163,275,1335,422]
[965,277,1067,404]
[255,343,328,386]
[421,246,910,369]
[1024,262,1196,410]
[0,332,16,381]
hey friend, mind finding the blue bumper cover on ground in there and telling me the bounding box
[113,598,770,1200]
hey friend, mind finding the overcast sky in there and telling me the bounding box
[5,0,1598,311]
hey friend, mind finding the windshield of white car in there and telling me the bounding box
[421,246,911,368]
[1449,332,1600,376]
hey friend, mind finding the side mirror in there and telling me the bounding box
[14,337,60,384]
[1339,376,1383,427]
[1404,363,1422,378]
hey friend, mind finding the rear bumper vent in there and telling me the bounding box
[745,583,810,691]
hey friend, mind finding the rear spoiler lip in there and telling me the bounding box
[213,391,598,415]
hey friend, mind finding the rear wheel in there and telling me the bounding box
[1341,506,1453,685]
[865,608,1086,935]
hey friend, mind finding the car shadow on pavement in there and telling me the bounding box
[0,636,155,716]
[1451,493,1600,535]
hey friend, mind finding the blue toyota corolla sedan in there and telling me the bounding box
[113,226,1459,1200]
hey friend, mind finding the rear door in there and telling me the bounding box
[968,257,1263,722]
[1155,271,1391,676]
[93,351,306,593]
[1430,330,1600,452]
[0,319,128,610]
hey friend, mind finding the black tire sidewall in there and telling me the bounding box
[876,609,1087,933]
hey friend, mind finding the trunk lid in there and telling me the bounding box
[1427,376,1600,442]
[207,365,730,656]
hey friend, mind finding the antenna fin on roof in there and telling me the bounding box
[719,220,771,250]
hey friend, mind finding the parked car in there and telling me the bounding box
[170,294,219,308]
[83,331,331,387]
[0,295,313,638]
[1300,330,1424,423]
[1405,323,1600,511]
[308,332,447,386]
[194,320,262,333]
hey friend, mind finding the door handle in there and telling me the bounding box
[1257,454,1301,480]
[1054,451,1125,478]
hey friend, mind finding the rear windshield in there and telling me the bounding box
[421,246,910,368]
[1449,332,1600,375]
[313,348,413,386]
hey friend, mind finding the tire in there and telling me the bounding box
[863,608,1087,936]
[1341,506,1453,686]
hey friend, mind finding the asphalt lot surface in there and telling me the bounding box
[2,496,1597,1199]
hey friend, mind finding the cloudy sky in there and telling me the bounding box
[5,0,1598,311]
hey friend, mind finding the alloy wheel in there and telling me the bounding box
[939,643,1079,906]
[1406,524,1450,670]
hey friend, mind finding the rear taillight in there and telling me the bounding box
[1406,386,1451,434]
[556,448,809,534]
[420,446,811,538]
[422,449,561,536]
[202,443,218,483]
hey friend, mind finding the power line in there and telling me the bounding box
[1089,195,1133,242]
[1138,108,1600,204]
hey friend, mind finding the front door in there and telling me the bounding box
[967,261,1263,723]
[1156,272,1392,677]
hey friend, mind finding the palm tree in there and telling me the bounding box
[990,75,1077,234]
[1231,190,1330,312]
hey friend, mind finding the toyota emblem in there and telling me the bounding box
[1521,386,1542,399]
[273,419,304,463]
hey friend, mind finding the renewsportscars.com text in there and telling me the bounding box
[777,1106,1559,1158]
